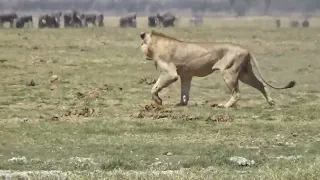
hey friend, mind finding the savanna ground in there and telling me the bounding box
[0,16,320,179]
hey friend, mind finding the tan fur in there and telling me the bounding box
[139,30,296,108]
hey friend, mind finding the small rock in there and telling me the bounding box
[52,114,59,121]
[276,142,285,146]
[26,79,36,86]
[50,75,59,82]
[229,156,255,166]
[76,92,85,99]
[164,152,173,156]
[22,118,28,122]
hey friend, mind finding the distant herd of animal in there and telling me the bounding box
[0,11,104,28]
[0,11,189,29]
[275,19,310,28]
[0,11,309,29]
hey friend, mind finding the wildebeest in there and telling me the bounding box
[80,13,97,27]
[63,10,84,28]
[275,19,281,28]
[38,14,60,28]
[290,20,299,28]
[97,14,104,27]
[119,13,137,28]
[302,20,309,28]
[157,12,176,28]
[148,15,158,27]
[0,13,18,28]
[189,16,203,26]
[15,15,33,28]
[50,12,62,27]
[63,13,72,27]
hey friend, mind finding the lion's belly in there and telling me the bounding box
[177,60,216,77]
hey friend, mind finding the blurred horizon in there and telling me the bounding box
[0,0,318,18]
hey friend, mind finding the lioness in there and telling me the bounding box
[139,30,296,108]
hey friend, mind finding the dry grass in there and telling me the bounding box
[0,16,320,179]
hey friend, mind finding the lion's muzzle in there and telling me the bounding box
[140,43,153,61]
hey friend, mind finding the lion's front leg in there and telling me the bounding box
[151,72,179,105]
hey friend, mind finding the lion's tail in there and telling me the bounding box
[249,53,296,90]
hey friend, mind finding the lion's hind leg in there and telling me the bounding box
[218,68,241,108]
[239,63,274,106]
[213,53,241,108]
[176,76,192,106]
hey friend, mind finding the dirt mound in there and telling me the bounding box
[206,114,233,123]
[52,106,96,122]
[76,84,121,99]
[138,77,156,85]
[63,107,95,117]
[133,103,201,120]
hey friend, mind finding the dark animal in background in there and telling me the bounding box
[80,13,97,27]
[64,10,83,28]
[302,20,309,28]
[290,20,299,28]
[0,13,18,28]
[38,15,48,28]
[119,13,137,28]
[63,13,72,27]
[157,12,176,28]
[15,15,33,28]
[50,12,62,27]
[38,14,60,28]
[275,19,281,28]
[148,15,158,27]
[97,14,104,27]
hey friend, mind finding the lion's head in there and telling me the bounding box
[140,32,153,61]
[140,30,182,62]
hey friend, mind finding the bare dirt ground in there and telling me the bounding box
[0,16,320,179]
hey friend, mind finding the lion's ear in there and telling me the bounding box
[140,32,146,40]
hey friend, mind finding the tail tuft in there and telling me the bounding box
[285,81,296,89]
